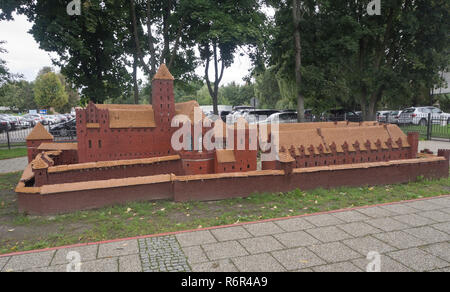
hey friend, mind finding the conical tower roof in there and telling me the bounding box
[153,64,174,81]
[26,123,54,141]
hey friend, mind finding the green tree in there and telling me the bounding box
[186,0,265,114]
[34,72,68,110]
[0,80,36,112]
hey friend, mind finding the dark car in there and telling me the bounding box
[321,109,362,122]
[49,119,76,137]
[0,119,11,132]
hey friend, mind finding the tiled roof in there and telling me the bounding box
[275,123,410,157]
[216,150,236,163]
[94,101,203,129]
[109,107,156,128]
[48,155,181,173]
[38,143,78,151]
[26,123,53,141]
[153,64,175,80]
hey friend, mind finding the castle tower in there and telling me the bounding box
[152,64,176,130]
[26,123,54,163]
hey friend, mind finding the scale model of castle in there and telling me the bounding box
[17,65,449,215]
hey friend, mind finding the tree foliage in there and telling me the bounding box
[34,71,68,110]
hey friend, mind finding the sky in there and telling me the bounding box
[0,13,253,85]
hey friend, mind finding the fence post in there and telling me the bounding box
[426,113,432,141]
[6,128,11,150]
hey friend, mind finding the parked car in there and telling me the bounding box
[0,115,18,130]
[0,118,11,132]
[398,107,449,126]
[261,112,298,124]
[23,114,46,125]
[243,110,280,124]
[321,109,362,122]
[49,119,76,137]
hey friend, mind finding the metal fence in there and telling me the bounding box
[394,114,450,141]
[0,125,77,149]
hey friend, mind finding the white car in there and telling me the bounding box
[398,107,450,126]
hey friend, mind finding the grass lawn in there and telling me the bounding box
[0,171,449,255]
[0,148,27,160]
[400,124,450,140]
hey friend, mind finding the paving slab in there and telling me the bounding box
[373,231,427,249]
[306,226,353,243]
[379,204,420,215]
[312,262,362,272]
[426,197,450,208]
[273,231,320,248]
[210,226,252,242]
[274,217,314,232]
[79,258,118,272]
[202,241,248,260]
[175,230,217,247]
[392,214,436,227]
[191,259,238,272]
[232,253,286,272]
[303,214,344,227]
[182,246,209,265]
[337,222,382,237]
[440,208,450,215]
[2,250,55,272]
[97,239,138,258]
[119,254,142,272]
[364,217,409,232]
[51,245,98,266]
[243,222,284,237]
[403,226,450,244]
[0,257,10,271]
[239,236,284,254]
[388,248,449,272]
[417,210,450,222]
[421,242,450,262]
[271,247,326,271]
[356,207,396,218]
[403,200,443,211]
[352,256,412,272]
[307,242,361,263]
[432,222,450,234]
[330,210,370,223]
[342,236,396,256]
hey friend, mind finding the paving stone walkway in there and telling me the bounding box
[1,196,449,272]
[0,156,28,174]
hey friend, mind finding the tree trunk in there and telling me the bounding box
[205,43,225,116]
[293,0,305,122]
[133,53,139,104]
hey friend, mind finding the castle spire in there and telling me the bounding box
[153,64,174,81]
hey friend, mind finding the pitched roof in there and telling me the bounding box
[38,143,78,151]
[26,123,53,141]
[48,155,181,173]
[153,64,174,81]
[31,154,49,170]
[216,149,236,163]
[109,107,156,128]
[276,124,410,156]
[93,101,204,129]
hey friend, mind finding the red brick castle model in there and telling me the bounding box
[17,64,449,215]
